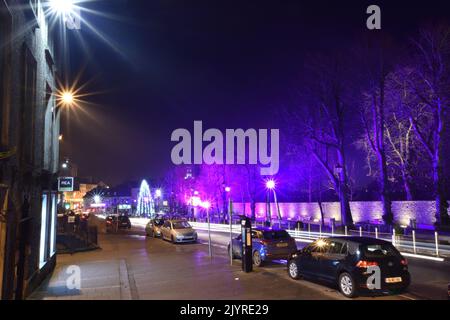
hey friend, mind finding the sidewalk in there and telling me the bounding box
[28,258,131,300]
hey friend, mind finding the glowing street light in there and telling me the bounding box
[155,189,162,198]
[49,0,75,16]
[93,195,101,204]
[60,91,75,106]
[265,179,281,227]
[266,179,276,190]
[224,186,231,193]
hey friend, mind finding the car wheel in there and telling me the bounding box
[338,272,357,298]
[288,260,301,280]
[253,251,263,267]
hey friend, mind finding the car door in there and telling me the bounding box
[161,221,171,239]
[298,241,327,277]
[320,240,347,282]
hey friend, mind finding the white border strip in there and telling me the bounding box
[400,252,445,262]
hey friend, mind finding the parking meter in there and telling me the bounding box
[241,216,253,273]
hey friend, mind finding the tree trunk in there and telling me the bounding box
[401,168,413,201]
[250,199,256,222]
[337,151,353,227]
[378,151,393,225]
[433,103,450,228]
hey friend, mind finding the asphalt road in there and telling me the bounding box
[124,224,449,300]
[48,220,448,300]
[191,229,450,300]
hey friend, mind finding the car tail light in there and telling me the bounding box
[401,259,408,266]
[356,260,378,268]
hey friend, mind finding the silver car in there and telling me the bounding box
[160,220,197,243]
[145,218,164,237]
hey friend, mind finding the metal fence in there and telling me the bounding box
[189,220,449,259]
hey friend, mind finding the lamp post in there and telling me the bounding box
[266,179,281,227]
[155,188,162,213]
[203,201,212,258]
[224,186,233,265]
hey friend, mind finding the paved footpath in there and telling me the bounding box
[29,228,341,300]
[29,258,131,300]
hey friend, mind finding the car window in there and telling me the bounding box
[172,221,191,229]
[328,241,345,254]
[362,243,401,258]
[251,231,258,239]
[163,221,170,228]
[309,239,329,253]
[262,230,291,240]
[154,219,164,226]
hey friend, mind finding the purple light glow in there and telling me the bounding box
[266,179,276,190]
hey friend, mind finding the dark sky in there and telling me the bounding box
[60,0,450,185]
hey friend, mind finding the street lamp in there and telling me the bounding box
[224,186,233,266]
[202,201,212,257]
[265,179,281,227]
[49,0,74,16]
[61,91,74,105]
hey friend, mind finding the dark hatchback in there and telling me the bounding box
[287,237,410,298]
[106,215,131,230]
[229,227,297,266]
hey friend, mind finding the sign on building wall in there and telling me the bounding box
[58,177,74,192]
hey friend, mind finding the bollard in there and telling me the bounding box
[344,225,348,236]
[319,224,322,237]
[308,223,311,237]
[375,227,378,239]
[435,231,439,257]
[331,224,334,237]
[412,230,416,254]
[392,229,396,246]
[359,226,362,237]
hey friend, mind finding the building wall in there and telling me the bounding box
[233,201,446,228]
[0,0,60,299]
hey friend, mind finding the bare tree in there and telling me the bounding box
[399,24,450,227]
[288,54,355,227]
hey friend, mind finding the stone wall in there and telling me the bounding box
[233,201,446,228]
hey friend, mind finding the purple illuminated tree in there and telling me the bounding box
[397,24,450,227]
[358,36,395,226]
[286,53,355,227]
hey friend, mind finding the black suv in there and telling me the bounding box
[287,237,410,298]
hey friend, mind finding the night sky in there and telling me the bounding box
[61,0,450,185]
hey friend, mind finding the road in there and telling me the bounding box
[32,222,449,300]
[192,228,450,300]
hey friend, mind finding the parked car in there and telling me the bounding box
[287,237,411,298]
[145,218,165,237]
[160,219,197,243]
[106,215,131,231]
[228,227,297,267]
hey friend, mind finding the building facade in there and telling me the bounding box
[0,0,61,299]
